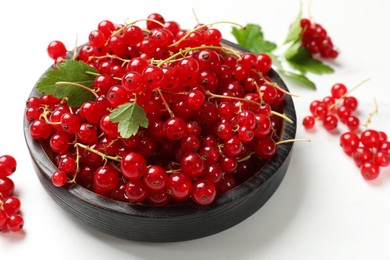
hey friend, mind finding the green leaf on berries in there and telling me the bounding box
[35,60,98,107]
[284,2,303,44]
[280,70,316,89]
[285,42,334,74]
[109,102,149,139]
[231,24,277,54]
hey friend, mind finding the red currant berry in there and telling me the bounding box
[47,40,67,60]
[164,117,187,140]
[7,214,24,232]
[120,152,147,180]
[191,179,216,206]
[302,115,316,130]
[0,155,17,177]
[331,83,348,99]
[323,114,338,131]
[166,173,192,201]
[180,152,204,178]
[144,165,168,191]
[361,129,380,149]
[3,196,21,215]
[340,132,360,155]
[360,162,380,181]
[93,165,119,191]
[51,170,68,187]
[125,180,148,203]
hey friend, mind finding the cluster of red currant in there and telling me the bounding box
[302,83,358,131]
[0,155,24,232]
[340,130,389,180]
[26,13,291,206]
[302,83,390,180]
[300,18,338,59]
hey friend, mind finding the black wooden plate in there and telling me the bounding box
[24,40,297,242]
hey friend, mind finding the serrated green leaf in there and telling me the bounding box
[281,70,316,89]
[231,24,277,54]
[109,102,149,139]
[285,42,334,74]
[35,60,98,107]
[284,2,303,44]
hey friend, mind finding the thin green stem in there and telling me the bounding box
[55,82,99,98]
[75,143,122,162]
[169,21,244,48]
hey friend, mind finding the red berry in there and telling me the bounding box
[0,155,17,177]
[166,173,192,201]
[331,83,348,99]
[302,115,315,130]
[191,179,216,206]
[47,40,67,60]
[360,162,380,181]
[120,152,147,180]
[51,170,68,187]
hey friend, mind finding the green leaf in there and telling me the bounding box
[280,70,316,90]
[284,2,303,44]
[285,42,334,74]
[109,102,149,139]
[231,24,277,54]
[35,60,98,107]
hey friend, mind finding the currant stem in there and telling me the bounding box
[68,139,81,184]
[276,138,311,145]
[157,88,175,117]
[125,18,165,28]
[257,73,299,97]
[72,35,79,60]
[205,90,294,124]
[328,78,370,111]
[55,82,99,98]
[237,152,255,162]
[168,21,245,48]
[363,98,378,129]
[156,45,223,67]
[75,142,122,162]
[85,71,121,81]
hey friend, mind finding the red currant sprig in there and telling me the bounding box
[0,155,24,233]
[303,80,389,181]
[300,18,338,59]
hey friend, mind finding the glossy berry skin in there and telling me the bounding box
[47,40,67,60]
[360,162,380,181]
[125,180,148,202]
[323,115,338,131]
[331,83,348,99]
[180,152,204,178]
[164,117,187,140]
[144,165,167,191]
[340,132,360,155]
[6,214,24,232]
[51,170,68,187]
[302,116,315,130]
[166,173,192,201]
[0,155,17,177]
[361,129,380,148]
[93,165,119,191]
[0,177,14,198]
[120,152,147,180]
[2,196,21,215]
[191,179,217,206]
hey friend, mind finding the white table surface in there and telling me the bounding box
[1,0,390,259]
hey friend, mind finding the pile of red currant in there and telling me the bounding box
[302,83,390,180]
[26,13,291,206]
[300,18,338,59]
[0,155,24,232]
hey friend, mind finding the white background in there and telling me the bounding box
[1,0,390,259]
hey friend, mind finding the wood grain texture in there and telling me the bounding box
[23,40,297,242]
